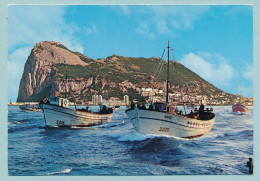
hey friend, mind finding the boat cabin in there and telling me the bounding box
[154,103,168,112]
[48,97,69,108]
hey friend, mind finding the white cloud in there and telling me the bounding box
[120,5,131,16]
[240,85,253,97]
[110,5,131,16]
[8,6,84,53]
[155,19,170,34]
[8,47,32,101]
[112,6,210,38]
[8,6,87,101]
[142,6,210,35]
[180,52,234,87]
[85,24,98,35]
[243,63,253,80]
[136,22,155,39]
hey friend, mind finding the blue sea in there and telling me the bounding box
[8,106,253,175]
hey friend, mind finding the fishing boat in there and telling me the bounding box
[125,41,216,139]
[19,104,41,112]
[232,85,248,113]
[232,103,248,113]
[113,105,120,111]
[40,97,113,127]
[40,66,113,127]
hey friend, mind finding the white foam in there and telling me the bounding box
[117,132,156,142]
[47,168,72,175]
[106,131,155,142]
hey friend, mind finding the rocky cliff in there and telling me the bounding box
[17,41,234,103]
[17,41,89,102]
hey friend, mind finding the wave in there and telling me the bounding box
[193,133,222,142]
[224,129,253,137]
[192,129,253,143]
[8,124,41,133]
[47,168,72,175]
[92,121,126,128]
[106,131,156,142]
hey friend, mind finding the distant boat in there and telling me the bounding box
[40,97,113,127]
[232,85,248,114]
[113,105,120,111]
[19,104,41,112]
[125,41,216,139]
[232,103,248,113]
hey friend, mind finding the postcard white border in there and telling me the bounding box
[1,0,259,181]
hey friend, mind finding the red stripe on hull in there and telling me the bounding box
[232,103,248,112]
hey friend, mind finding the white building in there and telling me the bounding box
[92,95,102,105]
[124,95,129,106]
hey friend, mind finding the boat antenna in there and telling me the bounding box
[166,40,170,104]
[65,66,68,99]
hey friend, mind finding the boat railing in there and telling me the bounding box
[131,102,215,120]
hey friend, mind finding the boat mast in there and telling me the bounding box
[166,40,170,104]
[65,66,68,99]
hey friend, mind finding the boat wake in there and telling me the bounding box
[92,121,126,128]
[8,123,40,133]
[224,129,252,137]
[47,168,72,175]
[106,131,156,142]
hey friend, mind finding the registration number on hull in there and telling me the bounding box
[159,127,170,132]
[56,120,65,125]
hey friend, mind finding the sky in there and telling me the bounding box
[8,5,253,102]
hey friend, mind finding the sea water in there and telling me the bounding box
[8,106,253,175]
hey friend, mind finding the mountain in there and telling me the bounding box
[17,41,235,103]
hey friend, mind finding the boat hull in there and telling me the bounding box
[41,104,113,127]
[126,108,215,138]
[113,108,120,111]
[232,103,248,113]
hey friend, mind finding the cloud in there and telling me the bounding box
[180,52,234,87]
[85,24,98,35]
[111,6,210,38]
[8,47,32,101]
[243,63,253,80]
[225,6,252,17]
[240,85,253,97]
[136,22,155,39]
[150,6,210,28]
[8,5,87,101]
[135,6,210,36]
[120,5,131,16]
[8,6,84,53]
[110,5,131,16]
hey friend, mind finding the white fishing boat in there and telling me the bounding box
[125,41,216,138]
[126,103,215,138]
[40,97,113,127]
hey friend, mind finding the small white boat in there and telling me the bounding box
[19,104,41,112]
[40,97,113,127]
